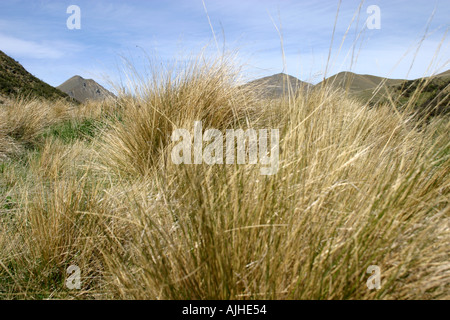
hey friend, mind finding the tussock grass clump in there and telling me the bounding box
[98,54,257,177]
[98,84,449,300]
[0,98,68,142]
[0,96,115,159]
[0,132,23,161]
[0,97,71,159]
[0,140,111,299]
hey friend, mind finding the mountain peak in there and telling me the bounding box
[244,73,312,99]
[57,75,115,103]
[69,75,85,80]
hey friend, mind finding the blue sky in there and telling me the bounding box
[0,0,449,91]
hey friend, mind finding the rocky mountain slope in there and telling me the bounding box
[57,75,115,103]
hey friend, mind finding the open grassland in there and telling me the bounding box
[0,56,449,299]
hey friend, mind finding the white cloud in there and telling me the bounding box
[0,33,83,59]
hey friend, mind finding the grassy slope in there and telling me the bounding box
[316,70,450,119]
[0,50,73,102]
[356,74,450,117]
[317,71,405,93]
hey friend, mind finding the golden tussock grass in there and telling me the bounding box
[0,51,448,300]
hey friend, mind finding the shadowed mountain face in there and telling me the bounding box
[57,75,115,103]
[245,73,312,99]
[0,50,71,103]
[389,72,450,117]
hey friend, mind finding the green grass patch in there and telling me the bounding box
[42,118,103,143]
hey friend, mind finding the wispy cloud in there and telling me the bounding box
[0,33,84,59]
[0,0,448,87]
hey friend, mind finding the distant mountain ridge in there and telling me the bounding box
[57,75,115,103]
[244,73,312,99]
[316,69,450,117]
[0,50,71,103]
[1,46,447,114]
[246,70,449,117]
[245,71,407,99]
[316,71,406,92]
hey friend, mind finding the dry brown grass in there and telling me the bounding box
[0,53,448,300]
[94,84,449,300]
[97,54,256,177]
[0,97,71,159]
